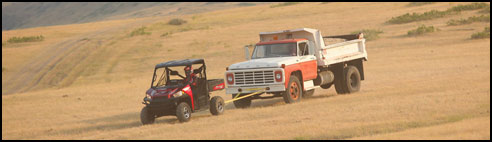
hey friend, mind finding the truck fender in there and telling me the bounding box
[286,70,303,90]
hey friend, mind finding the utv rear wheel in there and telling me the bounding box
[176,102,191,122]
[140,106,155,125]
[283,75,302,103]
[210,96,225,115]
[232,93,252,108]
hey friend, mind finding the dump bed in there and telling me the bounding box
[319,35,367,66]
[259,28,367,67]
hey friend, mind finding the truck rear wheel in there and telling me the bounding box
[343,65,361,93]
[303,89,315,98]
[140,106,155,125]
[283,75,302,103]
[232,93,252,108]
[334,67,348,94]
[210,96,225,115]
[176,102,191,122]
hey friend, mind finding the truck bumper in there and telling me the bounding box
[226,84,285,94]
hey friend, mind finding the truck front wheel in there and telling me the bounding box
[232,93,252,108]
[283,75,302,103]
[140,106,155,125]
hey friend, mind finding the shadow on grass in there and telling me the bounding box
[47,112,182,136]
[223,92,338,110]
[48,92,341,137]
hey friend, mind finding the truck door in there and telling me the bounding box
[298,41,317,81]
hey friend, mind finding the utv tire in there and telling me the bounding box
[140,106,155,125]
[283,75,302,103]
[303,89,315,98]
[232,93,252,108]
[343,65,361,93]
[210,96,225,115]
[176,102,191,122]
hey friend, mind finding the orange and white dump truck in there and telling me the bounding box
[224,28,368,108]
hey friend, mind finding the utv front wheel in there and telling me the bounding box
[210,96,225,115]
[176,102,191,122]
[140,106,155,125]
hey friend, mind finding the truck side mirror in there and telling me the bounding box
[244,46,250,60]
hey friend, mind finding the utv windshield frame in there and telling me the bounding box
[151,59,207,88]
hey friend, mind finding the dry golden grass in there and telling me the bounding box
[351,116,490,140]
[2,2,490,140]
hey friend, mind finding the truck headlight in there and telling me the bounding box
[226,73,234,85]
[173,91,184,98]
[274,70,283,82]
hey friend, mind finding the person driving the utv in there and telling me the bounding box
[184,66,197,86]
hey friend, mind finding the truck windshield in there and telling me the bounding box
[252,43,297,59]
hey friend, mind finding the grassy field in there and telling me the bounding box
[2,2,490,140]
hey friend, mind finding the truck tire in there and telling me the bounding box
[176,102,191,122]
[303,89,315,98]
[343,65,361,93]
[140,106,155,125]
[283,75,302,103]
[320,83,332,89]
[232,93,252,108]
[334,67,348,94]
[210,96,225,115]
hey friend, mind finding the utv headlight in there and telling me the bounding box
[173,91,184,98]
[150,90,157,96]
[145,94,152,101]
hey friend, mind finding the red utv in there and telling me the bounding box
[141,59,225,124]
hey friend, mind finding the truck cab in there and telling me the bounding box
[225,28,367,108]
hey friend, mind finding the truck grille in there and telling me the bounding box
[234,70,275,85]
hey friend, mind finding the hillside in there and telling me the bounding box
[1,2,267,95]
[2,2,265,30]
[2,2,490,140]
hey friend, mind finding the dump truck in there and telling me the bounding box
[224,28,368,108]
